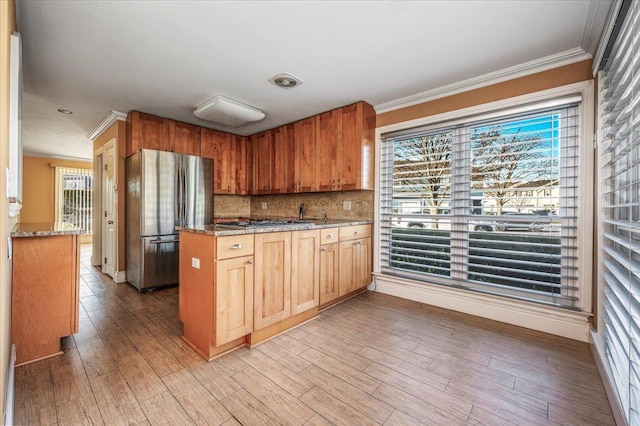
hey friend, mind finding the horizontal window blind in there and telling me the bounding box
[380,102,581,309]
[600,0,639,423]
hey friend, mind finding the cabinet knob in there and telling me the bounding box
[248,259,254,264]
[354,231,359,235]
[327,233,333,239]
[227,185,231,193]
[231,244,243,250]
[321,247,327,252]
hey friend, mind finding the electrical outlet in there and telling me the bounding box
[191,257,200,269]
[343,201,352,211]
[261,202,267,210]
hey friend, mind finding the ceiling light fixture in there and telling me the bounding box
[193,95,265,128]
[57,108,73,114]
[269,72,304,90]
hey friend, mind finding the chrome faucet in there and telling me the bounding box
[299,203,305,220]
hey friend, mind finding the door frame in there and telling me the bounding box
[102,140,116,277]
[93,138,121,281]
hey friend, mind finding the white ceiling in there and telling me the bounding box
[16,0,611,161]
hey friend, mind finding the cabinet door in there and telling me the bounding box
[201,128,232,194]
[338,239,357,297]
[254,131,273,194]
[271,126,291,194]
[127,111,170,156]
[315,109,341,192]
[294,117,317,193]
[319,242,339,305]
[231,135,248,194]
[291,230,320,315]
[283,124,298,193]
[254,232,291,329]
[246,135,255,194]
[340,103,363,191]
[170,121,201,156]
[215,255,254,346]
[355,237,372,289]
[340,102,375,190]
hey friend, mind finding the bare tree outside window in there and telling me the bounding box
[393,132,452,228]
[470,125,557,215]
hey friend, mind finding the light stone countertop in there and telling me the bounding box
[12,222,82,238]
[176,219,373,237]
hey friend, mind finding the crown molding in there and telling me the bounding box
[592,0,625,75]
[87,110,127,141]
[581,0,613,57]
[375,48,592,114]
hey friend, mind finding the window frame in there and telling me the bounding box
[374,80,594,314]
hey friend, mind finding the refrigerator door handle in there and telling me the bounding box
[182,166,187,227]
[150,238,179,244]
[178,166,185,227]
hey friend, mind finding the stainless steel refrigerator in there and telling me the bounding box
[126,149,213,291]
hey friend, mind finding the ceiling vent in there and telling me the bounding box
[269,72,304,90]
[193,95,265,128]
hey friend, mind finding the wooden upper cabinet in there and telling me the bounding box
[291,118,317,193]
[231,135,248,195]
[126,111,170,156]
[340,102,375,190]
[315,108,342,192]
[201,128,232,194]
[271,126,293,194]
[246,135,255,194]
[253,131,273,194]
[170,121,201,156]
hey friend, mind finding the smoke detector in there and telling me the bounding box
[269,72,304,89]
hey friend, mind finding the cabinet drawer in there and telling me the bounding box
[320,228,339,244]
[216,234,254,259]
[339,225,371,241]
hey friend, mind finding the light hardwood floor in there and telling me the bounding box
[14,244,615,425]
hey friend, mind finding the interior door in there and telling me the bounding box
[102,141,116,277]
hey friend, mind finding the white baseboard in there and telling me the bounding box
[113,270,126,284]
[591,331,627,426]
[370,274,592,342]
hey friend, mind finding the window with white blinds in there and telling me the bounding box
[380,101,582,309]
[599,0,640,423]
[54,167,93,235]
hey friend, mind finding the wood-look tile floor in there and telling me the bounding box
[14,245,615,425]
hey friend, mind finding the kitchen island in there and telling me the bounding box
[177,219,372,360]
[11,222,81,365]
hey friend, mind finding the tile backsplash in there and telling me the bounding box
[214,191,374,221]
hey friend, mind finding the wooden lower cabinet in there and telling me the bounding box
[338,237,372,297]
[12,234,80,366]
[319,242,339,304]
[179,231,255,360]
[215,255,254,346]
[180,224,371,361]
[254,232,291,330]
[291,230,320,315]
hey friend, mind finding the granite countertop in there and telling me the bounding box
[177,219,373,237]
[12,222,83,238]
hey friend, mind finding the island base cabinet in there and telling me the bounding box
[12,234,79,366]
[254,232,291,330]
[215,256,254,346]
